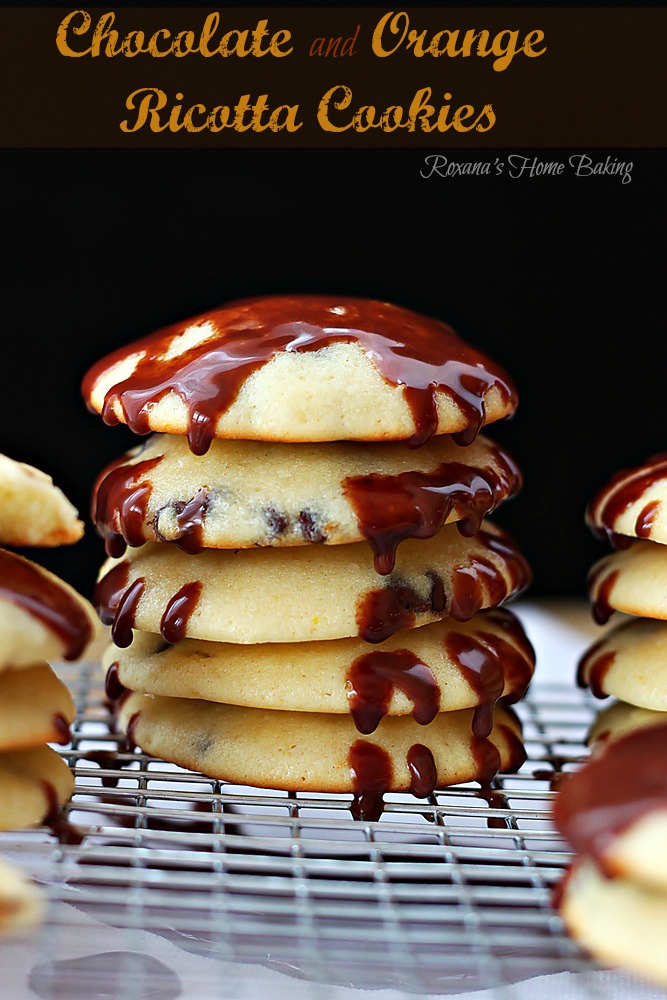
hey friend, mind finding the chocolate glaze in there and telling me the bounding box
[349,740,393,822]
[83,749,124,789]
[576,637,616,699]
[347,650,440,734]
[125,711,141,754]
[477,786,508,829]
[472,722,526,786]
[93,563,145,648]
[553,721,667,871]
[160,581,202,644]
[160,489,210,554]
[587,454,667,543]
[82,296,517,455]
[407,743,438,798]
[52,713,71,746]
[0,549,93,661]
[447,608,535,739]
[92,456,163,558]
[356,527,530,643]
[343,446,521,575]
[588,566,620,625]
[41,781,84,846]
[104,661,128,703]
[636,499,660,539]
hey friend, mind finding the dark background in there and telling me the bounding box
[2,147,665,598]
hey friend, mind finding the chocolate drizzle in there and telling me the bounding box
[553,721,667,871]
[587,453,667,543]
[160,581,203,644]
[343,446,521,575]
[52,713,72,746]
[347,650,440,734]
[92,455,163,557]
[159,489,211,554]
[446,609,535,739]
[406,743,438,798]
[94,564,144,648]
[125,711,141,753]
[588,566,620,625]
[41,781,84,846]
[576,637,616,698]
[356,527,530,643]
[104,661,128,704]
[349,740,393,822]
[0,549,93,661]
[82,296,517,455]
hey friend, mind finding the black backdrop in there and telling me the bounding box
[2,147,665,598]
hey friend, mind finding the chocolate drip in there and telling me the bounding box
[576,638,616,698]
[41,782,84,846]
[82,296,517,455]
[356,528,529,643]
[0,549,93,661]
[471,736,502,786]
[93,563,145,648]
[588,566,620,625]
[52,713,71,746]
[92,455,163,557]
[160,581,203,643]
[112,578,145,648]
[407,743,438,798]
[104,662,127,703]
[553,721,667,871]
[83,750,124,789]
[125,712,141,753]
[446,611,534,740]
[347,650,440,734]
[477,786,508,829]
[636,499,660,539]
[587,453,667,542]
[343,447,521,575]
[349,740,393,822]
[161,489,210,554]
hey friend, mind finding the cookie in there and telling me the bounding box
[0,860,44,933]
[587,540,667,624]
[0,548,99,669]
[0,663,75,751]
[95,522,530,647]
[559,860,667,988]
[92,432,521,573]
[586,454,667,547]
[587,700,665,748]
[118,693,525,802]
[0,745,74,831]
[0,453,83,547]
[578,617,667,708]
[106,608,534,736]
[82,295,517,453]
[555,720,667,891]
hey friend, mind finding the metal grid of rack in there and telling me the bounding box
[1,662,603,999]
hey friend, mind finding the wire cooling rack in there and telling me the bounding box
[0,661,602,1000]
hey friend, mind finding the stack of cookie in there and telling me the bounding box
[554,717,667,987]
[0,455,98,929]
[578,455,667,727]
[84,295,533,819]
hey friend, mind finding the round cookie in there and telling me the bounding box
[95,522,531,647]
[0,860,44,933]
[588,700,666,748]
[0,548,99,669]
[118,693,525,796]
[578,617,667,708]
[93,432,521,572]
[0,745,74,831]
[106,608,534,735]
[0,453,83,547]
[555,720,667,891]
[586,454,667,547]
[0,663,75,751]
[587,540,667,624]
[82,296,517,453]
[559,860,667,988]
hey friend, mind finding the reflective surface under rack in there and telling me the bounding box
[1,661,601,1000]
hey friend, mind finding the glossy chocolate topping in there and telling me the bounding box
[160,581,202,644]
[576,635,616,699]
[356,527,531,643]
[343,444,521,575]
[52,713,72,746]
[587,454,667,543]
[347,650,440,735]
[446,608,535,739]
[588,565,620,625]
[553,721,667,870]
[82,296,517,454]
[92,455,163,558]
[0,549,93,661]
[349,740,393,822]
[407,743,438,798]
